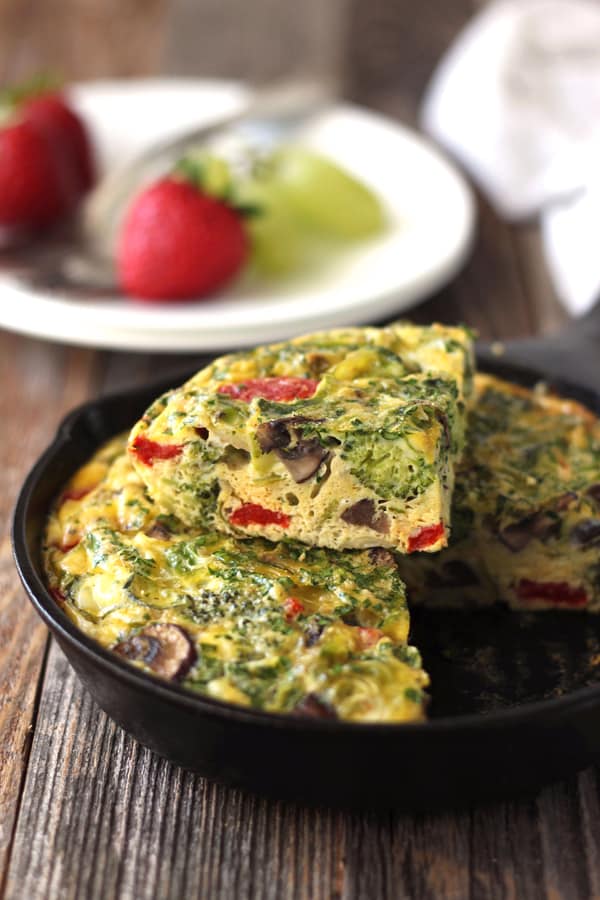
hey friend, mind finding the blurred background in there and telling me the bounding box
[0,0,457,122]
[0,0,574,339]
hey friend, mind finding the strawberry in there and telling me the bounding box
[22,92,95,193]
[0,79,95,230]
[117,176,248,301]
[0,116,77,228]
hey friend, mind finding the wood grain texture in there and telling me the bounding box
[0,335,97,886]
[7,640,600,900]
[0,0,167,83]
[4,642,347,900]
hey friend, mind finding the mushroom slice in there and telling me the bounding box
[306,352,332,376]
[294,693,338,719]
[529,511,561,540]
[498,523,532,553]
[556,491,578,511]
[498,510,561,552]
[586,485,600,508]
[255,415,321,452]
[303,621,325,647]
[145,521,172,540]
[278,441,329,483]
[114,623,196,681]
[341,499,390,534]
[255,422,280,453]
[256,416,328,483]
[368,548,397,568]
[571,518,600,546]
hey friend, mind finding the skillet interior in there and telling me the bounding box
[12,353,600,809]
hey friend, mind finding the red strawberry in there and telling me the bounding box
[22,92,96,193]
[117,177,248,301]
[0,79,95,231]
[0,116,77,227]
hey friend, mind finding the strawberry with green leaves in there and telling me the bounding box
[22,92,95,194]
[0,77,95,230]
[117,160,248,302]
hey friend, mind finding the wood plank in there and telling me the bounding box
[388,810,470,900]
[4,641,350,900]
[0,0,167,83]
[0,0,170,879]
[0,335,97,889]
[469,797,546,900]
[577,768,600,899]
[536,778,593,900]
[10,634,600,900]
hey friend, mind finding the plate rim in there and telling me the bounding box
[0,77,476,352]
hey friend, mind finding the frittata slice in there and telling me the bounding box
[399,374,600,611]
[128,323,474,553]
[43,435,429,723]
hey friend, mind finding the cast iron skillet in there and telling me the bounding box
[11,312,600,811]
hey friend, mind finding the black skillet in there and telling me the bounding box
[11,308,600,811]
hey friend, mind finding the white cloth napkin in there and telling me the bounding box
[422,0,600,316]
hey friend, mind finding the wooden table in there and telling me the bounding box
[2,2,599,898]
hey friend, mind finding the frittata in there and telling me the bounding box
[399,374,600,612]
[42,435,429,722]
[128,323,474,554]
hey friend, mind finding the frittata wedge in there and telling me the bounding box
[128,323,474,553]
[43,435,429,723]
[400,374,600,611]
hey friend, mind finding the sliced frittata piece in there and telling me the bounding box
[43,435,429,723]
[400,374,600,611]
[128,323,474,553]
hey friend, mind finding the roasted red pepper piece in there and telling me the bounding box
[60,486,93,503]
[217,377,319,403]
[49,587,66,604]
[516,579,588,608]
[408,522,445,553]
[130,435,184,466]
[58,537,80,553]
[356,627,383,649]
[283,596,305,620]
[229,502,291,529]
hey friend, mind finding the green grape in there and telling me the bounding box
[266,147,385,239]
[239,180,307,276]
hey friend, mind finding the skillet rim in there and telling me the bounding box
[12,355,600,735]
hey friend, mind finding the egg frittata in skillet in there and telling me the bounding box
[128,323,474,554]
[399,374,600,612]
[43,435,429,722]
[42,326,600,724]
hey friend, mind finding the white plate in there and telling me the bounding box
[0,78,475,352]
